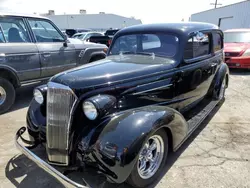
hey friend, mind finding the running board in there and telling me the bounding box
[174,99,220,151]
[187,99,219,135]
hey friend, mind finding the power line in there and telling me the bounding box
[210,0,222,8]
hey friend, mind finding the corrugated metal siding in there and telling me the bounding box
[46,14,142,31]
[191,1,250,31]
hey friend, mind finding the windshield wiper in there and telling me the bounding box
[120,51,155,57]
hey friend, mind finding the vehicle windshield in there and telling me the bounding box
[109,33,179,58]
[224,32,250,43]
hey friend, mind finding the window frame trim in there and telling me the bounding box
[26,17,65,43]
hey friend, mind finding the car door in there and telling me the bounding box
[175,31,217,113]
[27,18,77,78]
[0,16,40,82]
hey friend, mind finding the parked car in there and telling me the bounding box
[224,29,250,68]
[16,22,229,188]
[72,31,104,42]
[0,13,108,114]
[89,29,119,47]
[65,28,91,38]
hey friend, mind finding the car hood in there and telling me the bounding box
[51,55,176,90]
[68,38,107,49]
[224,42,250,53]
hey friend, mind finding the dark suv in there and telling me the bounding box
[0,13,107,114]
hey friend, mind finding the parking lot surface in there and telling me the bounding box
[0,70,250,188]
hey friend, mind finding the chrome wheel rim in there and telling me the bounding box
[219,77,226,100]
[137,135,164,179]
[0,86,6,105]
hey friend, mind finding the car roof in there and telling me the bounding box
[116,22,219,37]
[224,28,250,32]
[0,12,48,19]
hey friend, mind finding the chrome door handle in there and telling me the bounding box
[211,63,217,67]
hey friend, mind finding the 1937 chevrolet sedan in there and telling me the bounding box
[16,22,229,188]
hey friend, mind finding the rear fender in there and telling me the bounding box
[209,62,229,95]
[88,106,188,183]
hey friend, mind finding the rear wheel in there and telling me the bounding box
[0,78,16,114]
[214,76,226,100]
[127,129,168,188]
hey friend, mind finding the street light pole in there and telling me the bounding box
[210,0,222,8]
[214,0,218,8]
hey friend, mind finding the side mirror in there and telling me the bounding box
[63,35,68,47]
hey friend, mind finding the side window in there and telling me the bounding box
[0,17,31,43]
[28,19,64,43]
[142,34,161,50]
[213,32,222,52]
[184,32,210,60]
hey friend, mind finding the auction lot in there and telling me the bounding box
[0,69,250,188]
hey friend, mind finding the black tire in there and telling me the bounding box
[0,78,16,114]
[213,76,226,100]
[127,129,168,188]
[89,55,105,63]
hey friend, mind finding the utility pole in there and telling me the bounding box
[210,0,222,8]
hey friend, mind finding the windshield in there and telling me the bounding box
[109,33,179,57]
[224,32,250,43]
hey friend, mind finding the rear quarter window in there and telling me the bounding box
[213,32,223,52]
[184,32,211,60]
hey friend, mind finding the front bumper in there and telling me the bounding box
[15,127,88,188]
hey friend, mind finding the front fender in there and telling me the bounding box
[79,47,106,64]
[87,106,188,183]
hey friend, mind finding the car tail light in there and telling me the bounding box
[242,49,250,57]
[108,39,112,46]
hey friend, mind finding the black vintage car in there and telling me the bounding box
[16,22,229,188]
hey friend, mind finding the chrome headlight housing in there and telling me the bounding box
[83,101,98,120]
[34,88,44,104]
[82,95,116,120]
[33,85,47,105]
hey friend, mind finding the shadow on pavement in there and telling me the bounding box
[229,68,250,76]
[5,101,224,188]
[7,82,45,113]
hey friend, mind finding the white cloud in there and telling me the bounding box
[0,0,245,23]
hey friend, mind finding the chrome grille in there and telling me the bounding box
[46,82,77,165]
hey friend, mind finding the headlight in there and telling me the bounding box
[242,49,250,57]
[33,89,44,104]
[82,95,116,120]
[83,101,98,120]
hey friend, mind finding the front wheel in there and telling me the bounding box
[127,129,168,188]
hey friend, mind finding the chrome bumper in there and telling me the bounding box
[15,127,88,188]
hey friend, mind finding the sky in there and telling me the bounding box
[0,0,245,23]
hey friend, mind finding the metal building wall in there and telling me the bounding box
[46,14,142,31]
[191,0,250,31]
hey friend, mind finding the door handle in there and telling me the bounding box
[41,52,51,58]
[175,71,184,83]
[211,63,217,67]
